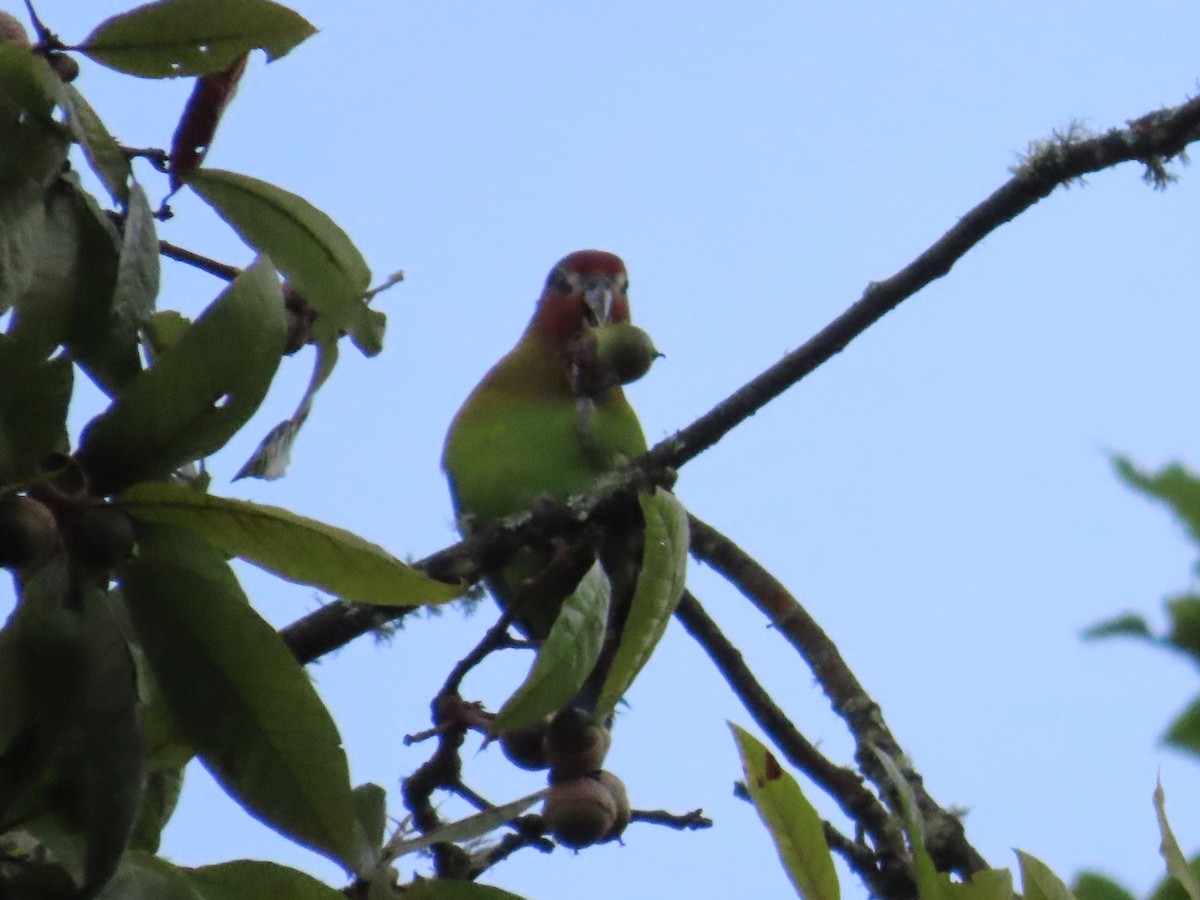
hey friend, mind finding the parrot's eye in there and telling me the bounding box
[546,268,574,295]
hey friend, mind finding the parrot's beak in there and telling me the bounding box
[583,284,614,326]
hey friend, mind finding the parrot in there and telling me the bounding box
[441,249,658,713]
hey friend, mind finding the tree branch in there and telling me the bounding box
[687,514,987,878]
[280,92,1200,667]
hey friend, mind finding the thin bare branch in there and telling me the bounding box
[686,514,987,878]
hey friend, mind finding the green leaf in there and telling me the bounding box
[0,557,88,832]
[120,523,366,874]
[351,783,387,860]
[78,587,146,896]
[1073,872,1137,900]
[595,488,689,716]
[77,256,286,493]
[0,44,71,187]
[112,182,160,328]
[1151,855,1200,900]
[0,179,43,313]
[871,746,947,900]
[95,849,201,900]
[79,0,316,79]
[730,724,839,900]
[1155,778,1200,900]
[403,879,531,900]
[1081,613,1153,641]
[957,869,1016,900]
[185,169,373,345]
[493,563,610,733]
[236,338,338,481]
[387,790,546,861]
[1165,596,1200,662]
[119,481,463,605]
[185,859,343,899]
[129,765,184,853]
[0,335,71,486]
[1164,697,1200,757]
[60,84,132,205]
[1017,853,1077,900]
[1115,457,1200,559]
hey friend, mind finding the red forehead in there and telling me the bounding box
[556,249,627,278]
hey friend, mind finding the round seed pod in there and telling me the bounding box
[542,775,618,850]
[0,495,60,570]
[69,506,135,573]
[544,707,611,779]
[596,770,631,843]
[498,719,551,771]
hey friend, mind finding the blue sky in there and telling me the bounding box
[10,2,1200,898]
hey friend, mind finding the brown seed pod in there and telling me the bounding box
[0,495,60,570]
[596,770,631,843]
[46,52,79,83]
[69,506,135,573]
[498,719,551,771]
[544,707,611,779]
[542,775,618,850]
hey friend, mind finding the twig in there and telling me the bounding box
[673,590,914,885]
[159,239,239,280]
[629,808,712,831]
[687,514,986,878]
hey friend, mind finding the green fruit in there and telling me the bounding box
[542,775,617,849]
[592,323,661,386]
[0,496,60,570]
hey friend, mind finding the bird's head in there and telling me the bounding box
[529,250,631,341]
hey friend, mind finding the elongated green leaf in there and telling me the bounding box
[1165,697,1200,759]
[236,337,338,481]
[1017,852,1077,900]
[77,256,286,493]
[387,790,546,860]
[60,84,131,204]
[120,523,366,874]
[595,489,688,716]
[0,179,43,314]
[1082,613,1153,642]
[731,724,839,900]
[113,182,160,326]
[404,879,531,900]
[130,765,184,853]
[1115,457,1200,555]
[119,482,462,605]
[186,169,373,345]
[871,746,947,900]
[95,850,201,900]
[79,587,145,896]
[0,335,71,486]
[0,44,71,187]
[1074,872,1137,900]
[352,782,387,864]
[80,0,316,78]
[957,869,1016,900]
[493,563,610,733]
[1155,779,1200,900]
[186,860,343,899]
[1151,855,1200,900]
